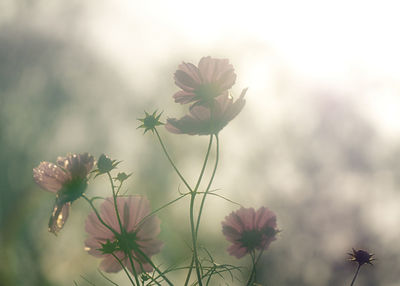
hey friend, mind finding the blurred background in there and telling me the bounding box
[1,0,400,285]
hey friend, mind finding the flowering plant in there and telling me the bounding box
[32,56,373,286]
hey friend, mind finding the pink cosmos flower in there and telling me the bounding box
[85,196,163,274]
[165,89,246,135]
[33,153,94,234]
[222,207,278,259]
[173,56,237,105]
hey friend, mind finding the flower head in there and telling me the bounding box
[166,89,246,136]
[33,153,94,234]
[93,154,121,177]
[173,56,237,105]
[137,110,164,134]
[85,196,163,274]
[348,248,375,266]
[222,207,278,259]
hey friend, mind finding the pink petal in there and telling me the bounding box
[57,153,94,179]
[174,62,202,91]
[33,162,69,193]
[85,211,115,239]
[125,196,150,231]
[137,238,164,256]
[254,207,276,230]
[124,255,153,274]
[173,90,197,104]
[227,243,248,259]
[137,215,161,240]
[84,237,107,257]
[100,253,123,273]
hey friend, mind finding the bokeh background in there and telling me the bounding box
[1,0,400,285]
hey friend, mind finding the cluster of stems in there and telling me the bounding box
[155,129,220,286]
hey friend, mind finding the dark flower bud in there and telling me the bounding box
[115,172,132,183]
[97,154,114,173]
[137,110,164,134]
[348,248,375,266]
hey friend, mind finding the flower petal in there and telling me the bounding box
[33,162,69,193]
[48,202,70,234]
[99,252,124,273]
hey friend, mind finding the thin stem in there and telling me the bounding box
[107,172,141,286]
[134,248,173,286]
[186,135,214,286]
[112,253,136,286]
[137,193,189,228]
[107,172,124,233]
[350,264,361,286]
[246,251,257,286]
[189,194,202,286]
[183,256,195,286]
[193,135,214,193]
[81,194,118,236]
[155,129,193,192]
[185,134,219,286]
[195,133,219,235]
[126,253,141,286]
[247,246,267,286]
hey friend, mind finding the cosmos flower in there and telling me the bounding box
[173,56,237,105]
[348,248,375,266]
[85,196,163,274]
[33,153,94,234]
[222,207,278,259]
[165,89,246,135]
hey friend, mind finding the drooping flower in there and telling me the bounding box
[33,153,94,234]
[165,89,246,136]
[173,56,237,105]
[348,248,375,266]
[222,207,278,259]
[85,196,163,274]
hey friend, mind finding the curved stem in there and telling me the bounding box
[137,193,189,228]
[155,129,193,192]
[186,135,214,286]
[81,194,118,236]
[350,264,361,286]
[107,172,124,233]
[195,133,219,235]
[246,250,257,286]
[134,248,173,286]
[193,135,214,193]
[112,253,136,286]
[107,172,141,286]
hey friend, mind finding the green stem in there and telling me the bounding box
[246,248,266,286]
[107,172,124,233]
[195,133,219,235]
[107,172,141,286]
[193,135,214,193]
[246,251,257,286]
[155,129,193,192]
[134,248,173,286]
[350,264,361,286]
[137,193,189,228]
[112,253,136,286]
[81,194,119,236]
[185,134,219,286]
[186,135,214,286]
